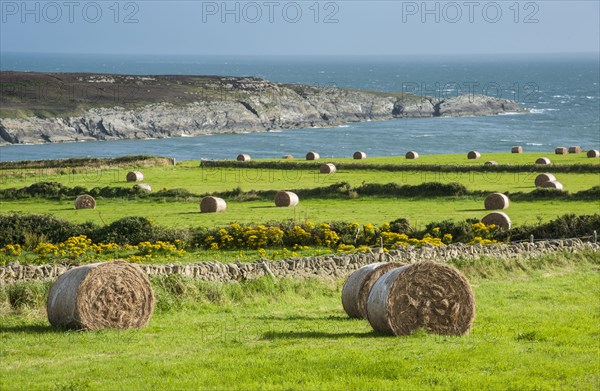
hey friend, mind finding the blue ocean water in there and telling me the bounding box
[1,52,598,161]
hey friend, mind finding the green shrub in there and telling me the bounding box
[0,213,95,247]
[92,216,155,245]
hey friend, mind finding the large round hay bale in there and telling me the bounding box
[320,163,337,174]
[555,147,567,155]
[484,160,498,166]
[587,149,600,158]
[366,262,475,336]
[74,194,96,210]
[341,262,403,319]
[540,180,564,190]
[405,151,419,159]
[237,154,251,162]
[467,151,481,160]
[511,146,523,153]
[306,151,320,161]
[353,151,367,160]
[535,157,552,165]
[481,212,511,230]
[200,196,227,213]
[534,173,556,187]
[281,154,294,160]
[568,146,581,154]
[484,193,510,210]
[133,183,152,192]
[47,261,155,330]
[274,191,299,207]
[126,171,144,182]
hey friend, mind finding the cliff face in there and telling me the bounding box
[0,73,525,145]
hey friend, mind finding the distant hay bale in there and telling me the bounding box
[306,152,320,161]
[541,180,564,190]
[587,149,600,158]
[555,147,567,155]
[366,262,475,336]
[236,154,251,162]
[484,161,498,166]
[481,212,512,230]
[133,183,152,192]
[467,151,481,159]
[74,194,96,210]
[535,157,552,165]
[353,151,367,160]
[126,171,144,182]
[200,196,227,213]
[342,262,404,319]
[535,173,556,187]
[274,191,299,207]
[320,163,337,174]
[47,261,155,330]
[484,193,510,210]
[511,146,523,153]
[568,146,582,154]
[281,155,294,160]
[405,151,419,159]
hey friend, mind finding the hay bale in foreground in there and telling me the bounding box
[467,151,481,159]
[74,195,96,210]
[274,191,299,207]
[126,171,144,182]
[47,261,155,330]
[306,151,320,161]
[200,196,227,213]
[511,146,523,153]
[484,160,498,166]
[342,262,403,319]
[481,212,512,230]
[366,262,475,336]
[133,183,152,192]
[405,151,419,159]
[587,149,600,158]
[541,180,564,190]
[353,151,367,160]
[535,173,556,187]
[320,163,337,174]
[568,146,581,154]
[555,147,567,155]
[484,193,510,210]
[237,154,251,162]
[535,157,552,165]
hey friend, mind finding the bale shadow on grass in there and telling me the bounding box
[261,330,381,340]
[253,314,352,322]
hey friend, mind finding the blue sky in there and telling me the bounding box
[1,1,599,55]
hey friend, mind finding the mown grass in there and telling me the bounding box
[1,251,599,390]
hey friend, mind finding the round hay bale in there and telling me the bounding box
[305,151,320,161]
[320,163,337,174]
[47,261,155,330]
[511,146,523,153]
[126,171,144,182]
[353,151,367,160]
[587,149,600,158]
[555,147,567,155]
[540,180,564,190]
[366,262,475,336]
[484,193,510,210]
[200,196,227,213]
[534,173,556,187]
[481,212,512,230]
[568,146,581,154]
[281,154,294,160]
[467,151,481,160]
[274,191,299,207]
[342,262,403,319]
[236,154,251,162]
[133,183,152,192]
[535,157,552,165]
[74,194,96,210]
[405,151,419,159]
[484,160,498,166]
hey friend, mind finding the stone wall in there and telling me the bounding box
[1,239,597,284]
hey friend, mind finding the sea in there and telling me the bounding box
[0,52,599,162]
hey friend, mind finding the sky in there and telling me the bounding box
[1,1,599,56]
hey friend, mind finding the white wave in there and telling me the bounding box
[180,133,194,137]
[498,112,526,116]
[337,125,350,128]
[268,130,282,133]
[586,96,595,99]
[530,108,559,114]
[526,142,544,146]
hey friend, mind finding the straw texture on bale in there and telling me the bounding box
[511,146,523,153]
[341,262,403,319]
[126,171,144,182]
[306,152,320,160]
[237,154,251,162]
[481,212,512,230]
[541,180,564,190]
[535,173,556,187]
[133,183,152,192]
[353,151,367,160]
[366,262,475,336]
[47,261,155,330]
[274,191,299,207]
[405,151,419,159]
[320,163,337,174]
[555,147,567,155]
[467,151,481,159]
[74,194,96,210]
[484,161,498,166]
[535,157,552,165]
[568,146,581,154]
[200,196,227,213]
[587,149,600,158]
[281,155,294,160]
[484,193,510,210]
